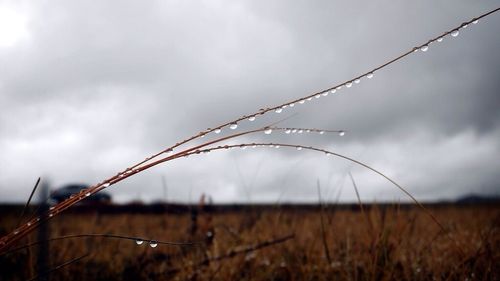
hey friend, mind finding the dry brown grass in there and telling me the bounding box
[1,204,498,280]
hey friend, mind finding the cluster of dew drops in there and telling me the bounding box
[136,239,158,248]
[415,19,479,53]
[206,74,370,137]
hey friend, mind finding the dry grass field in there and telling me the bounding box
[1,204,499,280]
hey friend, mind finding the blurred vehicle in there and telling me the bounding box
[50,184,111,204]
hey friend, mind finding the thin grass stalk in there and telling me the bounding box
[18,177,41,227]
[2,234,201,256]
[317,180,332,264]
[180,142,465,255]
[348,172,374,233]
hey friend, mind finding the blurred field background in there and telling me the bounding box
[1,203,498,281]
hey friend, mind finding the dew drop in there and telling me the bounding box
[437,37,443,42]
[149,241,158,248]
[296,147,302,151]
[49,213,53,218]
[346,82,353,88]
[330,89,336,94]
[136,239,144,245]
[339,131,345,136]
[264,128,273,135]
[229,123,238,130]
[85,192,91,197]
[291,129,297,133]
[298,130,303,134]
[306,129,311,133]
[336,86,342,90]
[451,30,459,37]
[49,206,55,211]
[289,103,295,107]
[269,144,274,148]
[248,116,256,121]
[307,97,312,101]
[214,128,222,134]
[14,230,19,235]
[420,45,429,52]
[206,231,213,238]
[319,131,325,135]
[462,24,468,29]
[315,94,321,99]
[275,145,280,148]
[354,79,360,84]
[252,144,257,148]
[285,129,291,134]
[472,19,479,24]
[27,222,31,226]
[299,100,305,104]
[367,73,374,79]
[240,145,246,150]
[275,108,283,113]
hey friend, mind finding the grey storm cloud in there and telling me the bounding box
[0,0,499,203]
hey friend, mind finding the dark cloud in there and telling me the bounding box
[1,1,499,203]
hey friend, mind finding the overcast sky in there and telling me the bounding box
[1,1,499,204]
